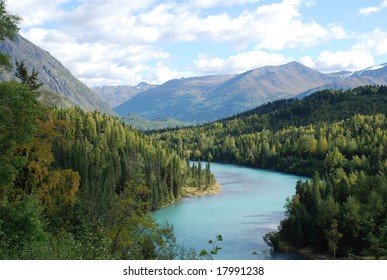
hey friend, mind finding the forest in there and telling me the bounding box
[0,2,216,259]
[0,79,218,259]
[151,86,387,259]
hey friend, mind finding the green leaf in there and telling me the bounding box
[199,250,208,257]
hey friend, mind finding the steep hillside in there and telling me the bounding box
[0,34,111,113]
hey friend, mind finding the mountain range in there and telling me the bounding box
[1,34,387,125]
[114,61,387,122]
[0,34,111,114]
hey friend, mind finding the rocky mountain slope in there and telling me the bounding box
[0,34,111,113]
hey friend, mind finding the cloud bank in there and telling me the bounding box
[6,0,387,86]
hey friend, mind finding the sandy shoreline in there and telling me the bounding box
[182,181,222,197]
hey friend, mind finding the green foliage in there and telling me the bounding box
[0,53,11,69]
[0,81,41,189]
[199,234,223,260]
[0,0,20,41]
[325,220,342,259]
[252,249,271,259]
[122,113,191,131]
[0,76,211,259]
[0,0,20,69]
[15,60,43,91]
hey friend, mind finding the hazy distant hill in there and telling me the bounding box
[92,82,156,108]
[114,62,333,122]
[114,74,235,121]
[0,34,111,113]
[114,61,387,123]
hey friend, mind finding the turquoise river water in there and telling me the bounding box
[153,162,307,260]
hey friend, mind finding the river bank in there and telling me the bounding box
[182,181,222,197]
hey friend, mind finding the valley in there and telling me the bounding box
[1,1,386,261]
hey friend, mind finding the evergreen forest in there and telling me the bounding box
[0,81,217,259]
[151,86,387,259]
[0,1,215,259]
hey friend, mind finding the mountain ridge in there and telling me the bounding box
[2,34,387,122]
[114,61,387,123]
[0,34,111,113]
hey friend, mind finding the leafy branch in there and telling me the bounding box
[199,234,223,260]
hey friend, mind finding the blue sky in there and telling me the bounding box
[7,0,387,86]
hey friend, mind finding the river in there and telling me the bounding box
[153,162,307,260]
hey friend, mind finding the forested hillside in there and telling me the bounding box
[152,86,387,259]
[0,80,215,259]
[0,3,216,259]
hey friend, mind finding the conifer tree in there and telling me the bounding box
[15,60,43,91]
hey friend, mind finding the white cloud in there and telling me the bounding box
[191,0,260,8]
[299,56,315,68]
[305,50,375,73]
[145,62,195,85]
[361,29,387,56]
[359,0,387,15]
[194,50,290,74]
[248,0,328,50]
[23,0,330,49]
[329,25,347,40]
[302,27,387,73]
[6,0,363,86]
[7,0,67,27]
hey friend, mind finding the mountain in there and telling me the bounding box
[200,61,332,119]
[92,82,156,108]
[114,74,235,121]
[114,62,333,122]
[0,34,111,113]
[297,63,387,98]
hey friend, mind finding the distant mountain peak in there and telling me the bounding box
[137,81,150,88]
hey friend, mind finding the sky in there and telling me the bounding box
[6,0,387,87]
